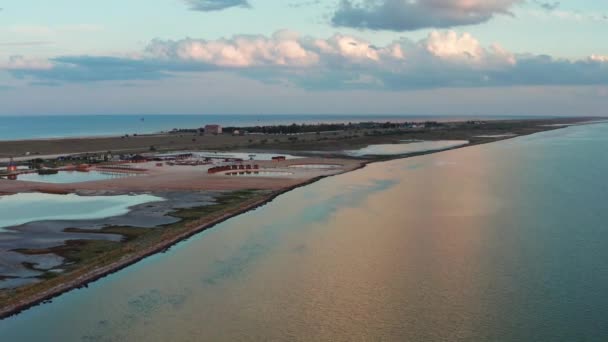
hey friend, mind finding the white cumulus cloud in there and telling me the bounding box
[146,31,319,67]
[6,30,608,90]
[423,31,516,67]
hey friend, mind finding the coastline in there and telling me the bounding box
[0,117,597,160]
[0,118,599,320]
[0,114,562,143]
[0,174,335,320]
[0,131,528,319]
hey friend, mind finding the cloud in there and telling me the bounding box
[6,56,200,82]
[4,30,608,90]
[331,0,522,31]
[533,1,560,11]
[146,31,319,67]
[590,55,608,63]
[184,0,251,11]
[146,30,514,69]
[1,55,54,70]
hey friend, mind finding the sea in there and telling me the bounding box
[1,122,607,341]
[0,114,544,141]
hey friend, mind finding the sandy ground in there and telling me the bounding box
[0,158,363,194]
[0,155,363,299]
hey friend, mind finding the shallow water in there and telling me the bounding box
[345,140,469,156]
[288,164,342,169]
[11,170,139,184]
[225,171,294,177]
[0,193,164,230]
[0,191,221,289]
[192,151,302,161]
[2,123,608,341]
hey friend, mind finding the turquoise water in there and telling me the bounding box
[0,193,164,230]
[12,171,138,184]
[1,123,608,341]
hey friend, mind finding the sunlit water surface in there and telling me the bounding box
[1,124,608,341]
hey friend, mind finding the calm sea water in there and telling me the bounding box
[1,123,608,341]
[0,114,541,141]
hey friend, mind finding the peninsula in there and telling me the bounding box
[0,117,597,319]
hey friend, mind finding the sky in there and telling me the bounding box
[0,0,607,116]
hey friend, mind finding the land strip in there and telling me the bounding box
[0,117,595,160]
[0,116,599,319]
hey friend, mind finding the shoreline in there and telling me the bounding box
[1,115,578,143]
[0,118,599,320]
[0,117,597,160]
[0,173,338,320]
[0,130,527,319]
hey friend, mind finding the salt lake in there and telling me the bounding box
[0,193,164,230]
[8,171,140,184]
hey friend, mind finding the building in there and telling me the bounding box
[6,158,17,173]
[204,125,223,135]
[272,156,287,162]
[131,155,147,163]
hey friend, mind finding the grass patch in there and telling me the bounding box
[64,226,154,242]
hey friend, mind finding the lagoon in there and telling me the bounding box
[0,193,164,230]
[10,171,139,184]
